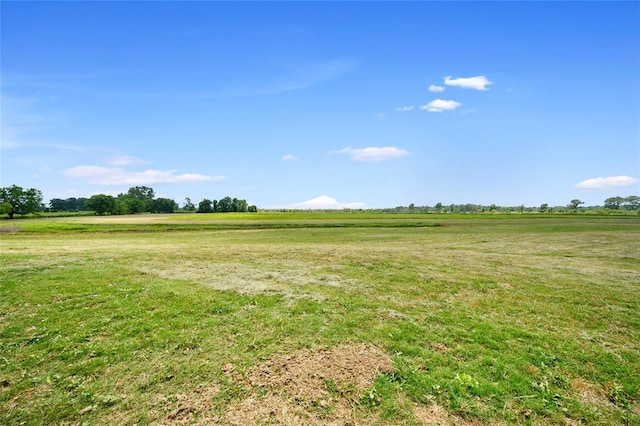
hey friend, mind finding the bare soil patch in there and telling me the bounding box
[226,342,394,425]
[161,343,398,425]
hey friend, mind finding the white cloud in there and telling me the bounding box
[282,154,297,161]
[444,75,493,91]
[287,195,367,210]
[575,175,638,190]
[108,155,145,166]
[419,99,462,112]
[428,85,446,93]
[64,165,223,185]
[334,146,410,162]
[395,106,415,112]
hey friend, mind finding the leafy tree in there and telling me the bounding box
[113,199,129,215]
[539,203,550,213]
[183,197,196,212]
[153,198,178,213]
[218,196,233,213]
[233,198,248,213]
[0,202,12,216]
[121,186,155,212]
[198,199,213,213]
[49,198,67,212]
[127,186,155,200]
[623,195,640,210]
[0,185,43,218]
[604,196,624,210]
[87,194,116,215]
[248,205,258,213]
[568,199,584,210]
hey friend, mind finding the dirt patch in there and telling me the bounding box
[225,343,395,425]
[161,343,397,425]
[158,385,222,425]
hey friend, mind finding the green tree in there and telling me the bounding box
[0,185,43,218]
[232,198,248,212]
[623,195,640,210]
[122,186,155,212]
[87,194,116,215]
[153,198,178,213]
[183,197,196,212]
[568,199,584,210]
[198,199,213,213]
[49,198,68,212]
[604,196,624,210]
[539,203,549,213]
[0,202,12,216]
[248,205,258,213]
[218,196,233,213]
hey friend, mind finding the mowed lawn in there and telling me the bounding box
[1,215,638,424]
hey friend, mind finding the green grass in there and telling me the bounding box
[1,214,638,424]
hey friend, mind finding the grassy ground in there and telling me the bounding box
[1,214,638,424]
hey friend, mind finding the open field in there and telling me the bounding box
[1,214,639,424]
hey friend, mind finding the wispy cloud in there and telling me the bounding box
[575,175,638,190]
[334,146,410,162]
[444,75,493,91]
[286,195,367,210]
[64,165,222,185]
[395,106,415,112]
[428,84,446,93]
[419,99,462,112]
[282,154,297,161]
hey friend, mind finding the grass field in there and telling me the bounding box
[1,214,638,424]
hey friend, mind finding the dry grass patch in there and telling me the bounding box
[136,259,358,300]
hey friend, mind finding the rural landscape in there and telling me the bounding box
[2,1,639,425]
[1,204,638,425]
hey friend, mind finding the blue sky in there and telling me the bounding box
[2,1,639,209]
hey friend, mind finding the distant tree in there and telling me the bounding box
[87,194,116,215]
[127,186,155,200]
[233,198,248,213]
[122,186,155,212]
[0,185,43,218]
[435,202,443,213]
[568,199,584,210]
[49,198,68,212]
[198,199,213,213]
[604,196,624,210]
[408,203,415,212]
[623,195,640,210]
[183,197,196,212]
[539,203,549,213]
[153,198,178,213]
[113,199,129,215]
[218,196,233,213]
[248,205,258,213]
[121,197,147,214]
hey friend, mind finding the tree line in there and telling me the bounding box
[1,184,638,218]
[0,185,258,217]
